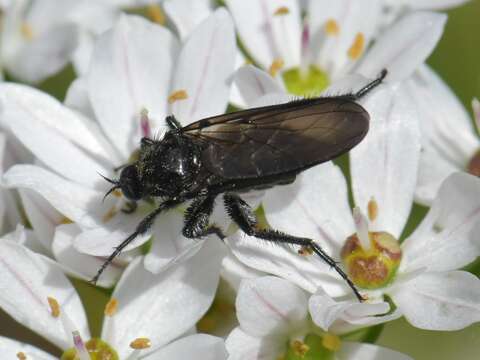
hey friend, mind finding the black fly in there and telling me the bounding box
[93,70,387,301]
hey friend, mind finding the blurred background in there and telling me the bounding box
[0,1,479,359]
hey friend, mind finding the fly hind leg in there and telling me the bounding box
[182,194,225,240]
[223,193,364,301]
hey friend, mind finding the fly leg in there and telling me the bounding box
[183,194,225,239]
[224,193,364,302]
[353,69,388,100]
[91,197,184,284]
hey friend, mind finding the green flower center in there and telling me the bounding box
[282,65,330,97]
[341,231,402,290]
[61,338,118,360]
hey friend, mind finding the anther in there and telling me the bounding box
[21,23,34,40]
[105,298,119,317]
[367,197,378,222]
[274,6,290,15]
[298,245,313,256]
[147,4,166,25]
[47,296,60,318]
[269,58,284,77]
[16,352,27,360]
[102,206,118,223]
[322,333,341,351]
[348,33,365,60]
[325,19,340,36]
[291,340,309,357]
[60,216,73,225]
[168,90,188,104]
[130,337,151,350]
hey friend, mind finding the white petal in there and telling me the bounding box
[264,161,355,251]
[225,327,284,360]
[19,189,62,253]
[225,0,301,70]
[0,83,115,166]
[53,223,121,287]
[350,85,421,237]
[227,231,349,297]
[308,288,391,331]
[308,0,382,78]
[3,164,110,228]
[73,211,152,256]
[356,12,447,83]
[170,8,236,126]
[5,24,78,83]
[102,240,226,359]
[88,15,180,158]
[221,251,265,291]
[386,0,469,10]
[0,239,89,349]
[164,0,213,40]
[402,172,480,272]
[142,334,227,360]
[391,271,480,330]
[64,77,96,120]
[236,276,308,337]
[144,210,203,274]
[233,65,284,107]
[0,336,56,360]
[338,342,413,360]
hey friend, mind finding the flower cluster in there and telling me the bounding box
[0,0,478,359]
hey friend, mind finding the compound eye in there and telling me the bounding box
[119,165,143,200]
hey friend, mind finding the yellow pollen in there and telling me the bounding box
[298,245,313,256]
[104,298,119,317]
[102,206,117,223]
[368,197,378,222]
[20,23,34,40]
[59,216,73,225]
[269,58,284,77]
[112,189,122,198]
[322,333,341,351]
[291,340,309,357]
[147,4,166,25]
[168,89,188,104]
[274,6,290,15]
[348,32,365,60]
[325,19,340,36]
[47,297,60,318]
[17,352,27,360]
[130,337,151,350]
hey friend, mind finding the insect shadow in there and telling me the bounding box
[92,70,388,301]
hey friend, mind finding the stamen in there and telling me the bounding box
[20,23,34,40]
[147,4,166,25]
[353,207,370,250]
[130,338,151,350]
[112,189,122,198]
[367,197,378,222]
[348,33,365,60]
[168,90,188,104]
[47,296,60,318]
[102,206,118,223]
[274,6,290,15]
[72,331,90,360]
[291,340,309,357]
[322,333,341,351]
[269,58,284,77]
[105,298,119,317]
[16,352,27,360]
[325,19,340,36]
[140,108,152,138]
[60,216,73,225]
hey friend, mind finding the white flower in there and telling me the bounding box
[226,0,446,107]
[227,85,480,331]
[1,10,236,281]
[402,64,480,205]
[0,0,120,82]
[226,276,412,360]
[0,227,227,359]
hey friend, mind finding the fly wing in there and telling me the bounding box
[183,97,369,179]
